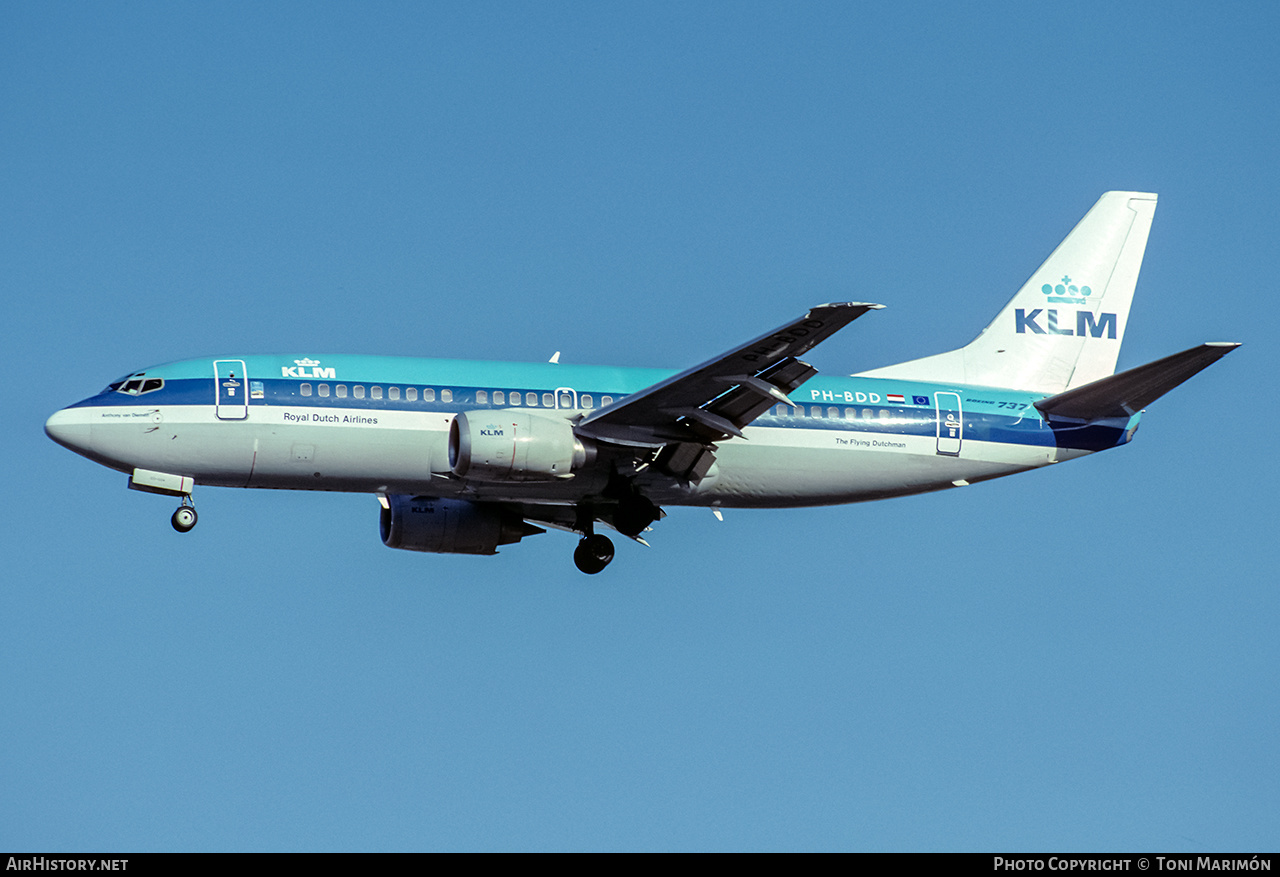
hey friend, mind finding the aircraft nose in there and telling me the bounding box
[45,408,92,454]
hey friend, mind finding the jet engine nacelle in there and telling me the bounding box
[380,495,543,555]
[448,410,595,481]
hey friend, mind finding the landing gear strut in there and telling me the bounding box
[171,497,197,533]
[574,533,615,575]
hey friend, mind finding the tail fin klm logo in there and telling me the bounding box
[1015,309,1117,338]
[1043,275,1092,304]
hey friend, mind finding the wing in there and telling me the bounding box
[576,301,882,480]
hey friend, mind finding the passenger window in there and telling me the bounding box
[811,406,823,417]
[493,391,504,405]
[441,389,453,403]
[336,385,348,398]
[542,392,554,407]
[318,384,330,397]
[371,386,383,400]
[477,390,488,404]
[387,387,397,400]
[353,385,365,399]
[861,408,873,420]
[828,406,839,418]
[844,408,857,420]
[878,408,890,421]
[602,396,613,406]
[581,394,593,409]
[300,383,312,397]
[422,388,434,402]
[526,392,537,406]
[509,392,521,406]
[406,388,418,401]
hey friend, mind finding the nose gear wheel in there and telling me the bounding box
[171,497,197,533]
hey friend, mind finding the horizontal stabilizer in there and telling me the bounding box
[1035,343,1240,421]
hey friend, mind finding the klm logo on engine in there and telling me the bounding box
[1015,309,1117,339]
[281,357,336,379]
[479,423,505,437]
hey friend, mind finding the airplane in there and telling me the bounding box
[45,192,1238,573]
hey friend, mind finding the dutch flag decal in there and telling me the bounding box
[886,393,905,404]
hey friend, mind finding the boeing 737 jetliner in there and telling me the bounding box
[46,193,1237,572]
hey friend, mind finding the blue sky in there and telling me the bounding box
[3,1,1276,851]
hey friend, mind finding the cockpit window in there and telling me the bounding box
[112,374,164,396]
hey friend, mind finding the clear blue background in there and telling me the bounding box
[3,1,1275,851]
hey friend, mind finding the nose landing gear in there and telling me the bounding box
[171,497,198,533]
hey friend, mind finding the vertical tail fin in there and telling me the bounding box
[859,192,1158,394]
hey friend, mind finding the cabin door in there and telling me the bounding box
[935,392,962,456]
[214,360,249,420]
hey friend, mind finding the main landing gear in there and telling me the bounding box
[569,490,661,574]
[574,533,615,575]
[171,497,198,533]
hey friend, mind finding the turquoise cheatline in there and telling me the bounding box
[44,192,1238,574]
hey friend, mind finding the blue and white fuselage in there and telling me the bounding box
[44,193,1238,572]
[47,355,1117,504]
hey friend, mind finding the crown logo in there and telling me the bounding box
[1041,275,1092,304]
[294,358,321,367]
